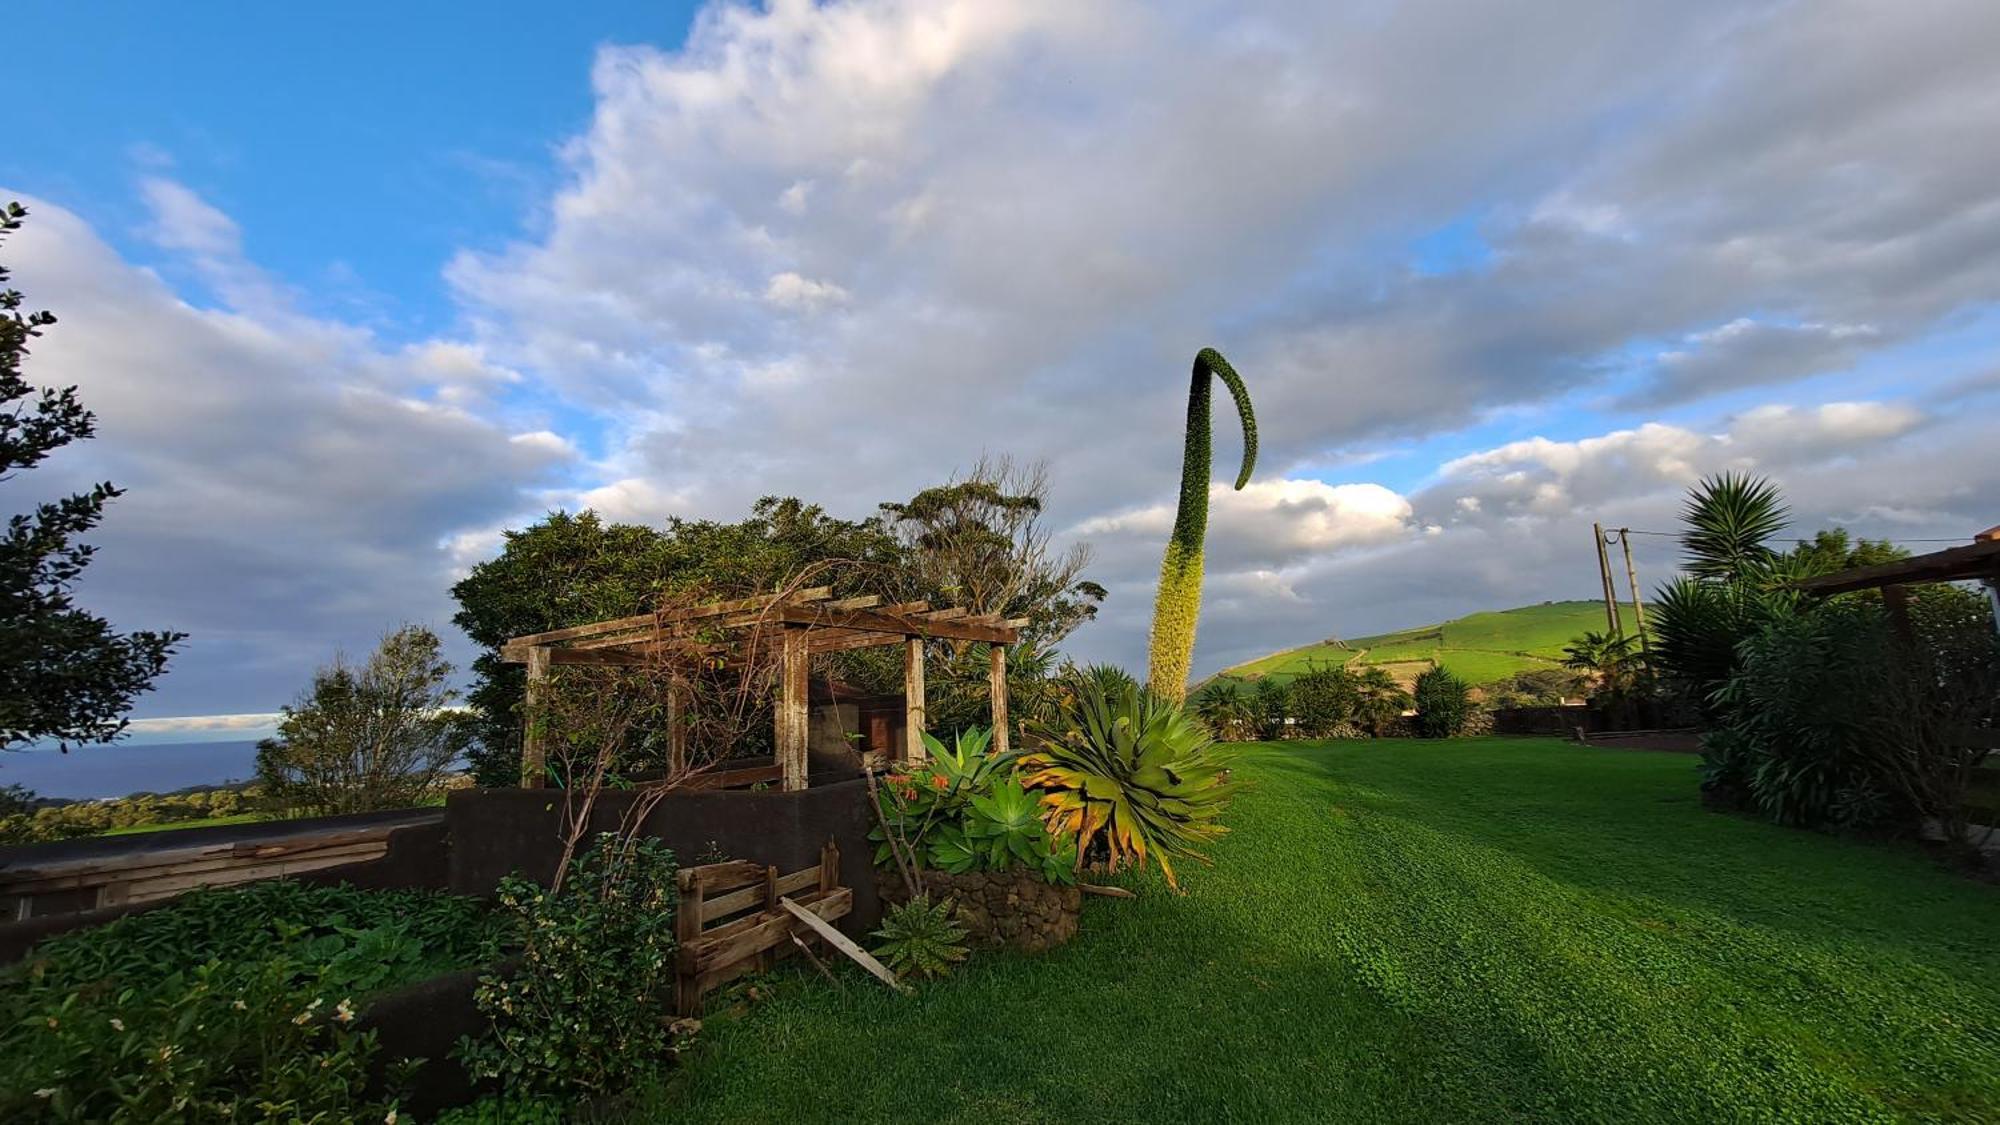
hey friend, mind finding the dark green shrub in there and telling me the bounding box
[458,834,687,1097]
[0,881,485,1121]
[1412,668,1471,738]
[1289,663,1361,738]
[1251,677,1291,740]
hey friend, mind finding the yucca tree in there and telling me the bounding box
[1021,681,1234,890]
[1680,472,1788,581]
[1147,348,1257,702]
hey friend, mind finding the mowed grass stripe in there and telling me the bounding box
[640,739,2000,1123]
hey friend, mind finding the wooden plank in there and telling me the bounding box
[521,645,550,788]
[807,629,903,654]
[501,588,834,653]
[546,648,652,666]
[990,644,1010,756]
[3,838,394,894]
[904,637,927,764]
[778,627,810,792]
[823,595,882,611]
[679,859,767,893]
[691,859,830,924]
[818,840,839,894]
[775,604,1019,645]
[689,888,851,973]
[778,896,903,992]
[919,607,969,622]
[121,844,389,903]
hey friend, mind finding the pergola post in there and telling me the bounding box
[666,671,688,776]
[521,645,551,789]
[903,637,927,765]
[778,626,810,792]
[989,644,1009,755]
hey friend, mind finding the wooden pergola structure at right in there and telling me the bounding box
[499,587,1025,793]
[1795,525,2000,641]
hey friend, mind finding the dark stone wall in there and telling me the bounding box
[878,867,1081,953]
[446,774,882,932]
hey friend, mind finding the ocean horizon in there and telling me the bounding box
[0,740,264,801]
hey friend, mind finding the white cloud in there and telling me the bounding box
[6,189,569,716]
[763,271,849,311]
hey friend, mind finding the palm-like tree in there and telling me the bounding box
[1679,472,1788,581]
[1193,679,1256,740]
[1146,348,1257,702]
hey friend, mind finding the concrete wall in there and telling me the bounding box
[446,773,882,932]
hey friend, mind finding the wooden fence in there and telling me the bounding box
[675,841,850,1015]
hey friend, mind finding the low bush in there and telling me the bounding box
[0,880,491,1122]
[872,727,1078,886]
[0,787,263,844]
[871,895,969,980]
[458,833,689,1099]
[1412,668,1471,738]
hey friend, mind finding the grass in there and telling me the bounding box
[1217,600,1640,686]
[642,738,2000,1122]
[101,812,266,835]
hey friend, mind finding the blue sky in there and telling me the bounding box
[2,0,1997,745]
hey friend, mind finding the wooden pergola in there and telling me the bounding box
[1795,525,2000,642]
[499,588,1024,793]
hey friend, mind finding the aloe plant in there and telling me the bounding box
[1021,680,1234,890]
[1147,347,1257,702]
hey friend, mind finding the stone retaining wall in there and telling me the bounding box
[879,867,1080,954]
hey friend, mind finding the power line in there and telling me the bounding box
[1613,528,1974,545]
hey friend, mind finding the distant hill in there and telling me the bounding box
[1214,600,1641,688]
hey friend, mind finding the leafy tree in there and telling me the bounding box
[1147,348,1256,702]
[1,202,182,748]
[1412,667,1471,738]
[1289,662,1362,737]
[451,500,896,785]
[879,456,1104,648]
[255,625,473,814]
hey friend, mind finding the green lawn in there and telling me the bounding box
[644,738,2000,1123]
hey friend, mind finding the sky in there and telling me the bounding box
[3,0,1998,744]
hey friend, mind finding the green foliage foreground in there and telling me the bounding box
[645,739,2000,1122]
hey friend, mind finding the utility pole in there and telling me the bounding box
[1617,528,1650,652]
[1592,522,1622,639]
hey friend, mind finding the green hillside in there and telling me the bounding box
[1218,600,1641,687]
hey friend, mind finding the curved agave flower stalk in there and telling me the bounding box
[1146,347,1257,702]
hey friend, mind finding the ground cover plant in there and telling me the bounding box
[642,739,2000,1122]
[0,880,496,1120]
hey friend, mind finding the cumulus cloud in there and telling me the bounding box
[15,0,2000,702]
[6,191,569,716]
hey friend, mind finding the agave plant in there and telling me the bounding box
[871,895,969,980]
[1021,681,1234,890]
[1147,348,1257,703]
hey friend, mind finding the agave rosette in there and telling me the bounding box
[1021,682,1234,890]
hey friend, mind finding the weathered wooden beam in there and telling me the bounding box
[990,644,1010,756]
[822,595,882,611]
[500,587,834,655]
[778,626,810,792]
[779,897,905,993]
[546,647,651,666]
[807,629,903,654]
[904,636,927,765]
[920,607,969,622]
[776,604,1019,645]
[521,646,550,789]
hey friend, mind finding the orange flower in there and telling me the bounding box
[929,773,949,791]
